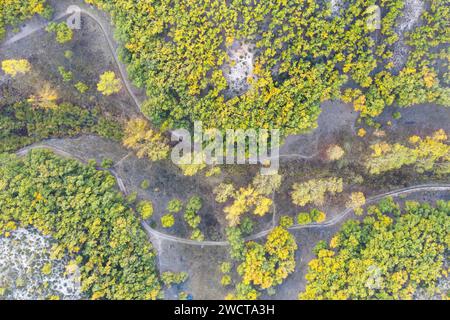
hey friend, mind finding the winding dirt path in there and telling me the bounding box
[1,3,143,112]
[16,144,450,247]
[4,3,327,245]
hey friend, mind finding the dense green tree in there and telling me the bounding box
[0,0,52,40]
[137,200,154,220]
[167,199,183,213]
[184,196,202,229]
[161,214,175,228]
[84,0,448,136]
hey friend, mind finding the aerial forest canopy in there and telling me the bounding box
[85,0,449,136]
[300,199,450,300]
[0,150,161,300]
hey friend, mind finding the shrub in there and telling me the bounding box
[64,50,74,59]
[392,111,402,119]
[74,82,89,93]
[190,228,204,241]
[220,262,232,274]
[326,145,345,161]
[310,209,326,223]
[221,275,232,286]
[279,216,294,228]
[58,66,73,82]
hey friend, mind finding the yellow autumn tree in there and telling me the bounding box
[97,71,122,96]
[213,183,235,203]
[177,151,207,176]
[27,83,58,110]
[1,59,31,77]
[326,144,345,161]
[252,173,282,195]
[123,118,169,161]
[367,130,449,174]
[346,192,366,216]
[223,187,255,226]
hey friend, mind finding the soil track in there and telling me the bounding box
[1,0,356,160]
[16,144,450,247]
